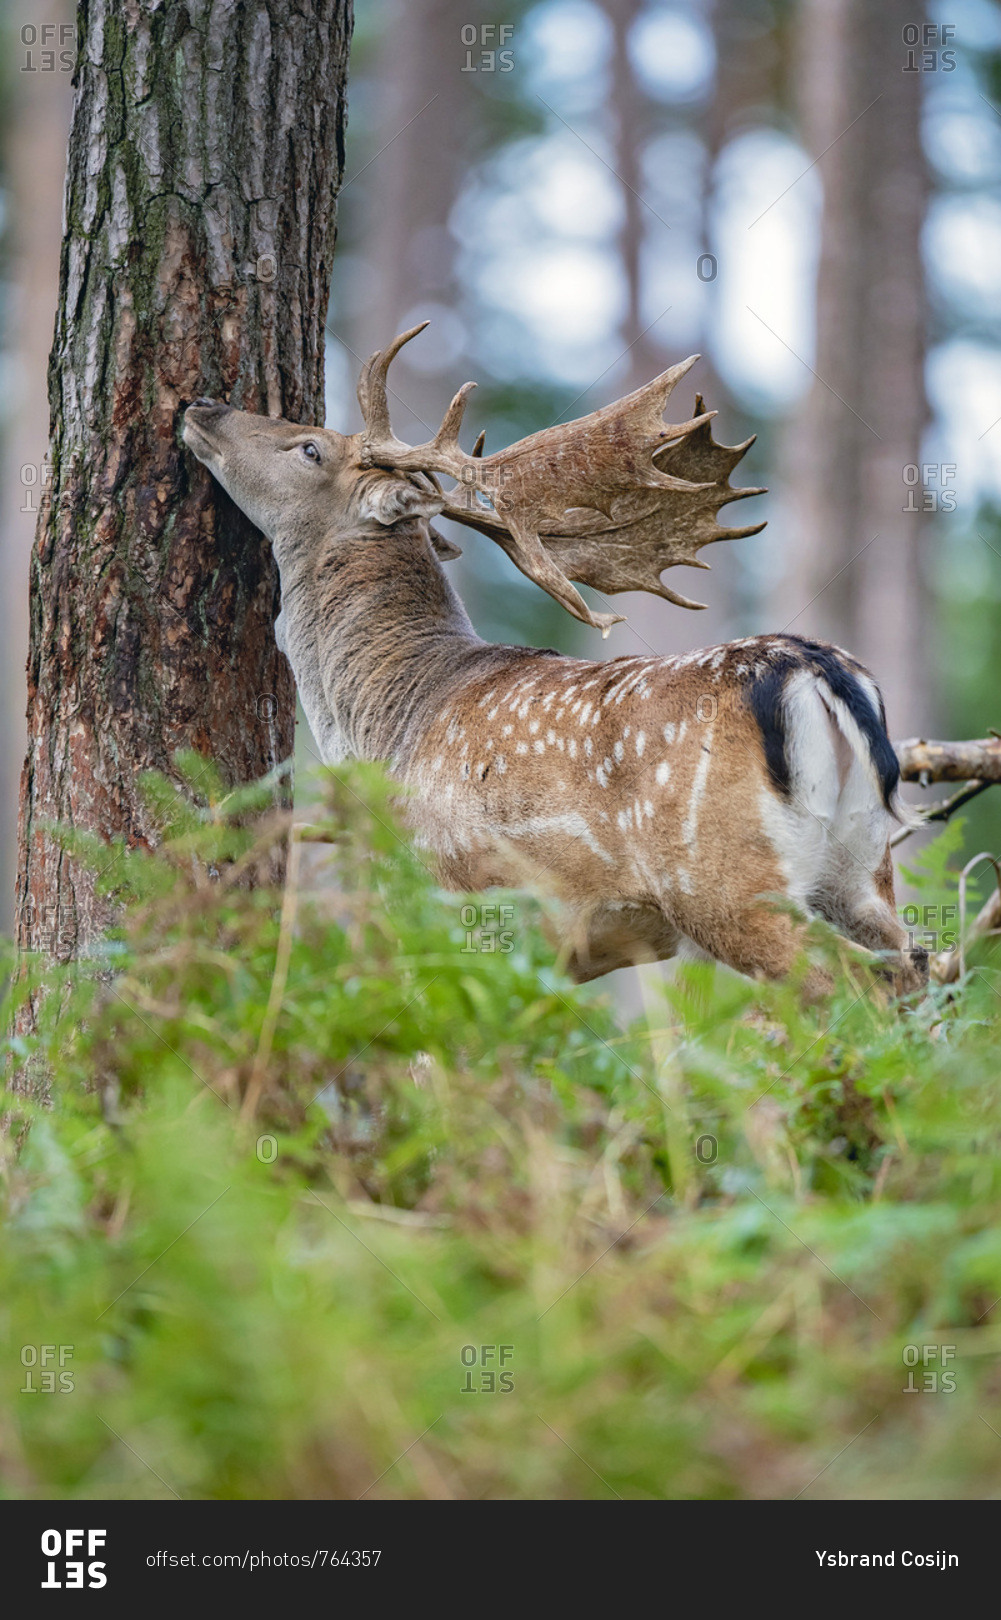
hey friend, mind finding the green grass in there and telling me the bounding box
[1,759,1000,1499]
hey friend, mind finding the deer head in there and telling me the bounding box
[185,322,764,628]
[181,400,445,561]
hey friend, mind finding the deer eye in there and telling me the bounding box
[300,442,321,463]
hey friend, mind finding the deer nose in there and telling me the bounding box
[188,396,231,414]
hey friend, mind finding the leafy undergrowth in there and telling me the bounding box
[2,759,1001,1500]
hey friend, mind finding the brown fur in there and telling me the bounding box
[182,403,923,993]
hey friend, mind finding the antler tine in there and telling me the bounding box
[659,582,712,610]
[435,381,477,458]
[358,323,481,479]
[357,320,430,446]
[715,518,768,541]
[716,483,768,508]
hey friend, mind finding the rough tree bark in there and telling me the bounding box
[16,0,353,970]
[0,0,74,937]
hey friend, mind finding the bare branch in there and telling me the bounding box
[932,881,1001,985]
[895,737,1001,784]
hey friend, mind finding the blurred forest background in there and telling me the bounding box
[0,0,999,925]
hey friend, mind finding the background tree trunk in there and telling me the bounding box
[350,0,470,442]
[604,0,738,663]
[777,0,930,736]
[16,0,353,969]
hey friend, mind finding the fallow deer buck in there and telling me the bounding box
[183,323,926,994]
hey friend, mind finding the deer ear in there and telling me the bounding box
[359,475,443,528]
[429,526,462,560]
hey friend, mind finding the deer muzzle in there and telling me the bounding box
[182,399,234,461]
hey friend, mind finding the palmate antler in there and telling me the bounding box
[357,322,766,633]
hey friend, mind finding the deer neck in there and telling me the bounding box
[272,520,485,765]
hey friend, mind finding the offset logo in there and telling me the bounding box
[40,1529,107,1590]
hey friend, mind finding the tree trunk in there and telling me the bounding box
[0,0,74,936]
[604,0,736,663]
[16,0,353,970]
[778,0,930,736]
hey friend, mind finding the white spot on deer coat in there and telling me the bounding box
[500,812,614,864]
[681,725,714,848]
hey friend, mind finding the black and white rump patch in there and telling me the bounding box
[744,634,899,809]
